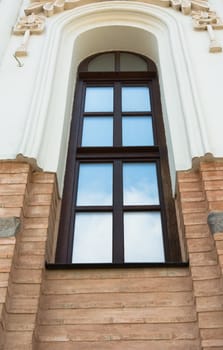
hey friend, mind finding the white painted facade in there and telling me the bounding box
[0,0,223,193]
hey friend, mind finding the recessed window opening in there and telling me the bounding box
[56,51,181,266]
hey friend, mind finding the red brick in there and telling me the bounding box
[0,287,7,302]
[199,311,223,328]
[181,201,207,213]
[193,279,223,297]
[0,273,9,287]
[180,191,205,202]
[37,323,199,342]
[21,229,48,242]
[196,295,223,312]
[36,340,201,350]
[0,184,26,195]
[4,331,33,347]
[39,306,197,325]
[24,205,50,218]
[18,242,45,256]
[177,171,200,183]
[206,190,223,201]
[30,184,54,195]
[0,245,15,258]
[200,161,223,171]
[43,277,193,295]
[0,207,22,217]
[0,195,24,207]
[187,238,214,253]
[208,201,223,211]
[4,313,36,331]
[204,180,223,190]
[32,173,55,184]
[183,212,207,225]
[15,254,45,269]
[191,266,220,280]
[0,173,28,184]
[0,258,12,272]
[6,297,39,313]
[178,182,202,192]
[202,170,223,181]
[185,224,209,238]
[40,291,194,310]
[23,218,49,229]
[28,194,52,206]
[12,268,42,283]
[0,162,29,173]
[189,251,218,266]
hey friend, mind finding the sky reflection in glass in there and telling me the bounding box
[77,163,113,205]
[122,116,154,146]
[84,87,113,112]
[72,212,112,263]
[123,163,159,205]
[124,212,164,262]
[82,117,113,146]
[122,87,151,112]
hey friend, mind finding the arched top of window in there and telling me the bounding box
[79,51,157,73]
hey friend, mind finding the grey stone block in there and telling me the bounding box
[208,211,223,235]
[0,217,20,237]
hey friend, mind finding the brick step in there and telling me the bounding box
[37,322,199,342]
[38,306,197,325]
[42,276,193,294]
[40,291,194,309]
[36,339,201,350]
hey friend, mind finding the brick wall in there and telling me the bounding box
[0,159,223,349]
[0,162,58,350]
[177,159,223,350]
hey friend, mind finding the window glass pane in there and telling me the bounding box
[84,87,113,112]
[82,117,113,146]
[123,163,159,205]
[124,212,164,262]
[122,116,154,146]
[122,87,151,112]
[88,53,115,72]
[77,164,113,205]
[72,212,112,263]
[120,53,147,71]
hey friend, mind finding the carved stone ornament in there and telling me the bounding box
[13,13,45,57]
[208,212,223,235]
[0,217,20,238]
[13,0,222,60]
[192,10,223,52]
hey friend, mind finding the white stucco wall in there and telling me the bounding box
[0,0,223,193]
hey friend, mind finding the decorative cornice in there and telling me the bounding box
[13,0,222,60]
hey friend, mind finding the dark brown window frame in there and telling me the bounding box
[55,52,182,266]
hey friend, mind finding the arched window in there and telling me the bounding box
[56,52,181,266]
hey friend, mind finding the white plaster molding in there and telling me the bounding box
[15,2,208,193]
[13,0,222,56]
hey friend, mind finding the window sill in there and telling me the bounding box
[46,261,189,269]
